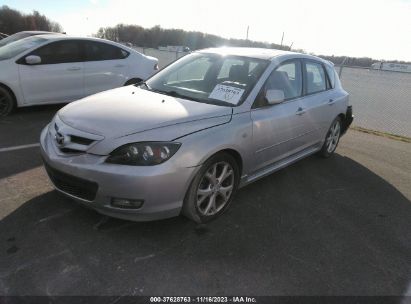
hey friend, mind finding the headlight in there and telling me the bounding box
[106,142,181,166]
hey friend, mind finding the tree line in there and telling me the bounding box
[0,5,62,36]
[95,24,411,67]
[95,24,292,52]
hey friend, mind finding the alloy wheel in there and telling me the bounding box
[326,120,341,153]
[196,161,235,216]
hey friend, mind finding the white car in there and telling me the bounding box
[0,35,159,116]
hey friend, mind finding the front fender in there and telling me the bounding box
[174,111,254,176]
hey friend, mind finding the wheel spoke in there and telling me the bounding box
[204,194,216,215]
[326,134,333,145]
[197,194,209,206]
[198,187,212,196]
[205,164,218,184]
[217,164,228,183]
[197,187,212,205]
[218,184,233,201]
[333,123,340,136]
[218,164,233,184]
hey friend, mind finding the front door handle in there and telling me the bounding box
[67,67,81,71]
[114,64,125,68]
[296,107,306,115]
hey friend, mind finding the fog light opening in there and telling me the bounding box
[111,198,144,209]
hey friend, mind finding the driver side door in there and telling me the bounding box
[17,40,85,105]
[250,59,308,172]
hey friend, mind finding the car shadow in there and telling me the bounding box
[0,154,410,297]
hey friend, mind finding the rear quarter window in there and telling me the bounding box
[85,41,129,61]
[325,64,336,89]
[305,62,327,94]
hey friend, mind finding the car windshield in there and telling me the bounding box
[0,36,48,60]
[143,52,269,106]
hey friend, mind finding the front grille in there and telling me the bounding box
[44,162,98,201]
[70,135,95,145]
[59,148,83,154]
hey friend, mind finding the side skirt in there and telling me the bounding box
[239,143,321,188]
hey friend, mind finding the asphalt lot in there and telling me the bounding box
[0,105,410,296]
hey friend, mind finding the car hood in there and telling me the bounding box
[58,86,232,139]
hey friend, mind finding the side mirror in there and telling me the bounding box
[25,55,41,65]
[265,89,285,104]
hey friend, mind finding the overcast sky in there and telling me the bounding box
[3,0,411,61]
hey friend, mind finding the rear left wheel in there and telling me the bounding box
[318,117,342,158]
[182,153,239,223]
[0,86,15,117]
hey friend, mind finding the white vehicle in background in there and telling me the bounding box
[0,31,62,48]
[0,35,159,116]
[371,62,411,73]
[158,45,190,52]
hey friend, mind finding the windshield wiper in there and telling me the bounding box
[144,87,235,107]
[206,98,236,107]
[164,90,197,100]
[150,89,200,102]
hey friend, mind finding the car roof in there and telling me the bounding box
[19,31,61,35]
[198,47,328,63]
[34,34,133,49]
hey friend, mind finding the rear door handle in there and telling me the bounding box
[296,107,306,115]
[327,99,335,105]
[66,67,81,71]
[114,64,125,68]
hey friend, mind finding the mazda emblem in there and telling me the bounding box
[55,132,65,146]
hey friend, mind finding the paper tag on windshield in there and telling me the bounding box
[209,85,245,104]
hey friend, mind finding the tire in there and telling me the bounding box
[124,78,143,86]
[318,116,342,158]
[0,86,15,117]
[182,152,240,223]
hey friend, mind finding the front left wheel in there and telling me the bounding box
[182,153,240,223]
[0,86,15,117]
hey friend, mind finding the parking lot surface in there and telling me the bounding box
[0,105,410,296]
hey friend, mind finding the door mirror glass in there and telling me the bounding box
[25,55,41,65]
[265,89,285,104]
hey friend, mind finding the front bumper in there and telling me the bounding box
[40,125,198,221]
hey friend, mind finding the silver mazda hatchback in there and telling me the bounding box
[40,47,353,223]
